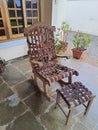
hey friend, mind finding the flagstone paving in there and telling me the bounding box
[0,51,98,130]
[0,83,13,101]
[0,57,98,130]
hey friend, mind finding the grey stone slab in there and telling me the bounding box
[79,115,97,130]
[0,83,13,101]
[1,65,26,86]
[11,57,31,74]
[17,62,31,73]
[13,62,31,74]
[76,94,98,129]
[9,56,28,65]
[40,107,72,130]
[41,105,92,130]
[6,111,44,130]
[72,122,90,130]
[0,125,7,130]
[24,71,32,78]
[57,102,84,118]
[24,92,55,116]
[94,124,98,130]
[14,79,36,99]
[0,94,27,125]
[24,57,29,62]
[78,106,98,129]
[0,76,4,85]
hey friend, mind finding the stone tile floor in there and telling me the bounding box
[0,55,98,130]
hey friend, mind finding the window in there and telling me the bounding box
[0,5,7,41]
[25,0,39,26]
[7,0,24,37]
[0,0,40,41]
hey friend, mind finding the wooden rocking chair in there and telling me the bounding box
[24,23,79,101]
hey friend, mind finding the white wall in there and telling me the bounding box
[52,0,98,35]
[0,39,28,61]
[52,0,67,27]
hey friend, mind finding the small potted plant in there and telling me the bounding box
[55,28,68,54]
[61,21,71,41]
[72,31,91,59]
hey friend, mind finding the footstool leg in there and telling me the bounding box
[84,97,94,115]
[66,109,73,126]
[55,92,60,108]
[68,71,72,84]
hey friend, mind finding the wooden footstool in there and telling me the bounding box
[56,82,95,126]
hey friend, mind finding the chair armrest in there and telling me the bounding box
[59,40,68,46]
[56,54,70,59]
[31,60,43,68]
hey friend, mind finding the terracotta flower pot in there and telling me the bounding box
[72,48,87,59]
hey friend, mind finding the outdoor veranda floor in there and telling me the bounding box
[0,34,98,130]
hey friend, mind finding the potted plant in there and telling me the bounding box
[61,21,71,41]
[55,40,68,54]
[54,21,71,54]
[72,31,91,59]
[55,28,68,54]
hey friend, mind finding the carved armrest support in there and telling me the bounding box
[31,60,43,68]
[72,70,79,76]
[70,68,79,76]
[56,54,70,59]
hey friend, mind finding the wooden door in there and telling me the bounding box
[41,0,52,26]
[0,1,7,41]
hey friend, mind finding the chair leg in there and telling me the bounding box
[55,92,60,108]
[43,83,51,101]
[84,98,94,115]
[33,73,38,86]
[33,73,51,101]
[68,71,72,84]
[66,109,73,126]
[43,83,47,94]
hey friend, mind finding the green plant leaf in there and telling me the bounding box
[72,31,91,50]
